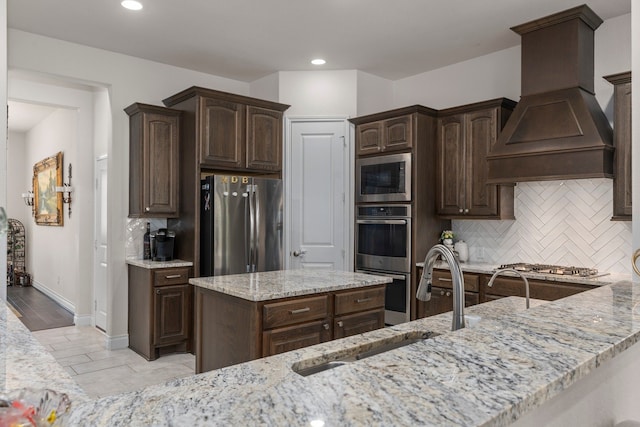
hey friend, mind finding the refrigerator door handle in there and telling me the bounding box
[245,185,252,273]
[249,183,257,273]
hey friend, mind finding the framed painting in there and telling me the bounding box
[33,152,64,226]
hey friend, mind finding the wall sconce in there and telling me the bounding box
[56,164,73,218]
[21,190,34,207]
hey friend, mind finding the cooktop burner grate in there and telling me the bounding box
[498,263,600,277]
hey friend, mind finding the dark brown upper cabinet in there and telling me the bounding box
[126,103,181,218]
[163,87,290,173]
[354,114,413,156]
[604,71,632,221]
[436,98,516,219]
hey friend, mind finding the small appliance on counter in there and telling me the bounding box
[151,228,175,261]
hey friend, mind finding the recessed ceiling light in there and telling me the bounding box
[121,1,143,11]
[311,59,326,66]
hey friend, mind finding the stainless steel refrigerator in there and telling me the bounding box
[200,175,283,276]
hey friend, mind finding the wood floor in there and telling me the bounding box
[6,285,75,331]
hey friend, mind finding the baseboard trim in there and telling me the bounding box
[106,334,129,350]
[31,280,75,314]
[74,314,93,327]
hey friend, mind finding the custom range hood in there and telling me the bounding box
[487,5,613,184]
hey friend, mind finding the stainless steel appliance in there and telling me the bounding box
[497,263,607,278]
[356,153,411,203]
[356,204,412,325]
[357,269,411,325]
[200,175,283,276]
[356,204,411,273]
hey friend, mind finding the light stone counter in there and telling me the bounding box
[61,280,640,426]
[126,258,193,269]
[0,304,88,405]
[189,269,393,301]
[416,260,631,286]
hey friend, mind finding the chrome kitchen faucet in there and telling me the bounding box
[417,244,465,331]
[487,269,531,309]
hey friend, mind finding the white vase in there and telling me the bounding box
[454,240,469,262]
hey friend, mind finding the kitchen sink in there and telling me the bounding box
[293,330,439,377]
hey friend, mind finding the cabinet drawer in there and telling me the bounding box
[262,320,332,357]
[263,295,329,329]
[432,270,479,292]
[153,268,190,286]
[484,277,595,301]
[334,286,385,316]
[334,309,384,339]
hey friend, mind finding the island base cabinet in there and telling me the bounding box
[262,320,332,357]
[334,309,384,340]
[195,284,385,373]
[195,288,260,374]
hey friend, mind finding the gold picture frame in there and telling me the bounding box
[33,152,64,226]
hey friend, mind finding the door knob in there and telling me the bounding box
[292,250,307,257]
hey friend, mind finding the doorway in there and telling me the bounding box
[285,118,352,271]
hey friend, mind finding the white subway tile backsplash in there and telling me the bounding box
[453,179,632,274]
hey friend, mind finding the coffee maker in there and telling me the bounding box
[151,228,175,261]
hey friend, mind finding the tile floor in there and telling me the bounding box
[32,325,195,398]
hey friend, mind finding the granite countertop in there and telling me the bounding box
[189,269,393,302]
[0,304,88,405]
[62,279,640,426]
[416,260,631,286]
[126,258,193,269]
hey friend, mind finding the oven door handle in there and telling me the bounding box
[356,270,406,281]
[356,219,407,225]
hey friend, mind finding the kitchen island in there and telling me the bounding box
[190,270,392,372]
[57,279,640,425]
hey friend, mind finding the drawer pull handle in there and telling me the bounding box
[356,297,372,303]
[289,307,311,314]
[337,321,344,327]
[156,289,160,295]
[165,274,182,279]
[438,278,452,282]
[323,323,330,330]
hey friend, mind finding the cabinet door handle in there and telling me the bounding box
[145,207,150,212]
[440,290,445,296]
[459,208,463,213]
[464,209,469,214]
[165,274,182,279]
[337,321,344,327]
[289,307,310,314]
[156,289,161,295]
[446,291,451,297]
[323,323,330,330]
[437,278,452,282]
[356,297,372,304]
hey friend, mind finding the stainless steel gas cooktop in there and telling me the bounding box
[498,263,605,278]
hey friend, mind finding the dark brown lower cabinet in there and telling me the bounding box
[195,284,385,373]
[128,265,192,361]
[416,267,597,319]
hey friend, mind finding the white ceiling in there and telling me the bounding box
[7,101,57,133]
[7,0,631,83]
[5,0,631,132]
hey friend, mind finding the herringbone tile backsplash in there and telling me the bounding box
[452,179,632,274]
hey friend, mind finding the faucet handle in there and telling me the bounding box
[416,271,432,301]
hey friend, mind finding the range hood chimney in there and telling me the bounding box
[487,5,613,184]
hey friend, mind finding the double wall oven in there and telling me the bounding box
[355,153,413,325]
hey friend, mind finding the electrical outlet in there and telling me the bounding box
[476,247,485,261]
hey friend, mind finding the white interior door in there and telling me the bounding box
[287,119,349,270]
[94,156,108,331]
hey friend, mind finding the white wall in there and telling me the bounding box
[1,0,7,303]
[8,28,250,346]
[21,108,77,309]
[249,72,279,103]
[6,131,28,227]
[356,71,394,116]
[279,70,358,117]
